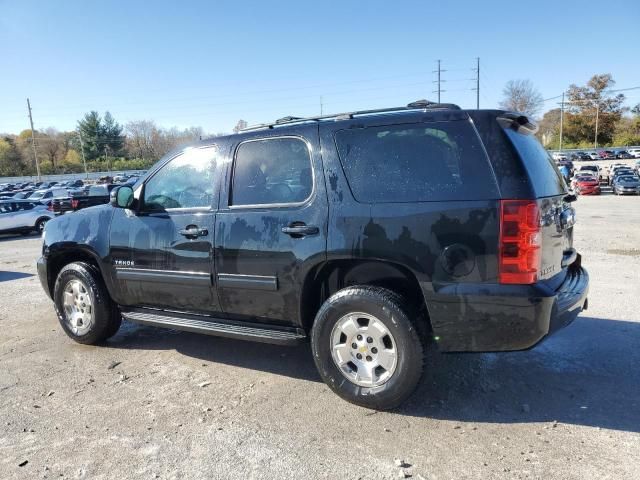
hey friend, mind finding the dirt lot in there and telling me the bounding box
[1,193,639,480]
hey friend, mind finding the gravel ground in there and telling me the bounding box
[1,192,639,480]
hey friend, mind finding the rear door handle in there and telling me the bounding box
[281,223,319,237]
[179,226,208,238]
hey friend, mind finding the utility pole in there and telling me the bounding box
[77,130,89,179]
[559,91,565,151]
[104,145,110,172]
[26,98,41,181]
[475,57,480,109]
[594,102,600,149]
[320,95,323,115]
[432,60,445,102]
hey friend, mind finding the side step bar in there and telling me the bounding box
[121,309,307,346]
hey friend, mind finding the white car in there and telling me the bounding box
[0,200,54,235]
[27,188,69,203]
[628,148,640,158]
[587,152,599,160]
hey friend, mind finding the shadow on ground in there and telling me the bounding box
[0,232,38,243]
[0,270,34,282]
[107,315,640,433]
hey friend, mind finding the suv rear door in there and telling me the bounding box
[215,124,327,325]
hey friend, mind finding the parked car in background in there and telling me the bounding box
[575,164,600,179]
[627,148,640,158]
[612,175,640,195]
[615,150,633,159]
[572,174,601,195]
[96,176,113,184]
[552,152,568,161]
[598,151,614,159]
[51,184,118,215]
[587,151,599,160]
[57,179,85,188]
[27,188,69,203]
[0,200,54,235]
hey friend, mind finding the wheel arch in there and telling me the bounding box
[300,259,431,336]
[45,246,109,299]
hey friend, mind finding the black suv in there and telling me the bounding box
[37,101,589,409]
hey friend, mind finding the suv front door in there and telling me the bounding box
[109,145,222,314]
[215,125,327,325]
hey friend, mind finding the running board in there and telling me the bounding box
[121,309,307,346]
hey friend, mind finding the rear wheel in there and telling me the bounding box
[311,286,423,410]
[53,262,121,344]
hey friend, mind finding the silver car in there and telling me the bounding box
[0,200,54,235]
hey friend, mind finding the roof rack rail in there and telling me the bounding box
[240,100,461,132]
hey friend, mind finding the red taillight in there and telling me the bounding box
[46,202,53,212]
[71,199,79,209]
[499,200,541,284]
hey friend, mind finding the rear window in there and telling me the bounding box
[333,120,498,203]
[503,128,566,197]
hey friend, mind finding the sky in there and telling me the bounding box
[1,0,639,135]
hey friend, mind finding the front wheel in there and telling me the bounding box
[53,262,122,344]
[311,286,424,410]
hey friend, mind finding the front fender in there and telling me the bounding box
[41,205,116,295]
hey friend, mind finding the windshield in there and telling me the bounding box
[29,191,45,199]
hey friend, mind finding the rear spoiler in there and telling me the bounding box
[497,112,539,135]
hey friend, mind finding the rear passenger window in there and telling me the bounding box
[334,121,498,203]
[502,127,566,197]
[231,137,313,206]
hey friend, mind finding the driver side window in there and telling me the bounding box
[143,146,217,211]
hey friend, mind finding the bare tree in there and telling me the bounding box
[499,79,544,117]
[233,119,248,133]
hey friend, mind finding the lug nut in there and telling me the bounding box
[356,353,362,360]
[371,347,378,354]
[357,334,362,341]
[351,343,357,349]
[366,355,372,362]
[367,337,373,343]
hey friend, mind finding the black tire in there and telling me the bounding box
[35,217,49,234]
[311,286,424,410]
[53,262,121,345]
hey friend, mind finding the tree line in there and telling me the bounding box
[3,74,638,177]
[0,112,220,177]
[500,74,640,149]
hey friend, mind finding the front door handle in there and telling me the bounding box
[179,225,208,239]
[281,223,319,237]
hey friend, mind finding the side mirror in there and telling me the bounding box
[110,186,134,209]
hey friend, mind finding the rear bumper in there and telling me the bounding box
[424,258,589,352]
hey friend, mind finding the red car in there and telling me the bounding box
[572,174,601,195]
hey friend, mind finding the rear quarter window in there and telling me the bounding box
[502,128,566,198]
[333,120,498,203]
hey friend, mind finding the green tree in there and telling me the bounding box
[102,111,124,155]
[0,136,28,176]
[77,111,124,161]
[564,74,626,146]
[77,111,102,161]
[536,108,561,147]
